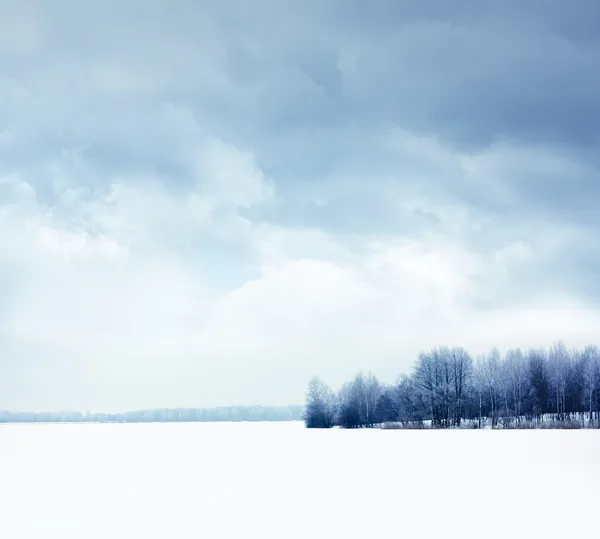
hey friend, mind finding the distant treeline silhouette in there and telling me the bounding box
[0,405,303,424]
[304,342,600,429]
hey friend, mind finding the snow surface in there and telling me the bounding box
[0,421,599,538]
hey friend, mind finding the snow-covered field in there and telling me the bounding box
[0,422,598,538]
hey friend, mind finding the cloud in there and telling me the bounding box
[1,0,600,411]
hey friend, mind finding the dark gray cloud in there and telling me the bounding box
[2,0,598,244]
[176,0,600,144]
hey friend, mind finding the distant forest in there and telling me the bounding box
[304,342,600,429]
[0,405,303,424]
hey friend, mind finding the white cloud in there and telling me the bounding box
[1,0,599,411]
[3,125,600,411]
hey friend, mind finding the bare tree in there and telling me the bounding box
[451,347,473,426]
[548,341,570,421]
[414,349,445,427]
[396,374,426,425]
[337,381,360,428]
[337,372,382,428]
[375,386,399,423]
[583,346,600,423]
[480,348,502,426]
[304,377,337,428]
[307,342,600,430]
[438,347,454,427]
[363,372,383,427]
[504,348,527,423]
[528,349,550,422]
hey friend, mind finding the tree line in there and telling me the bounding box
[0,405,303,423]
[304,342,600,429]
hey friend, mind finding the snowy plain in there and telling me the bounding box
[0,421,598,538]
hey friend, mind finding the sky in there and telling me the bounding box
[1,0,600,412]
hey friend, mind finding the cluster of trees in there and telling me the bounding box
[0,405,304,423]
[304,342,600,429]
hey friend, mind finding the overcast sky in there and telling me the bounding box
[1,0,600,412]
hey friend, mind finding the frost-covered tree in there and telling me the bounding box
[583,346,600,422]
[504,348,527,423]
[336,372,383,428]
[451,347,473,427]
[303,377,337,428]
[396,374,425,424]
[306,342,600,429]
[414,349,445,427]
[527,349,550,421]
[548,341,570,420]
[478,349,502,426]
[375,387,399,423]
